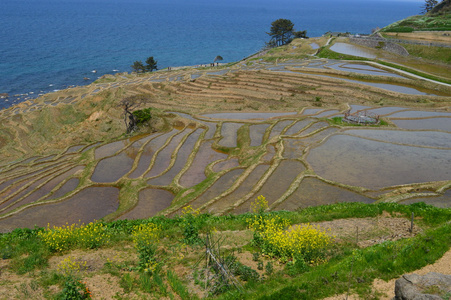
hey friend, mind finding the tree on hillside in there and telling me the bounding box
[294,30,308,39]
[422,0,438,13]
[145,56,158,72]
[131,61,146,73]
[119,94,151,133]
[267,19,295,47]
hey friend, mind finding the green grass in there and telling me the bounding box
[401,43,451,64]
[93,76,118,84]
[375,60,451,85]
[1,202,451,299]
[382,14,451,32]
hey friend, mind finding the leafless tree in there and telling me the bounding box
[119,94,149,133]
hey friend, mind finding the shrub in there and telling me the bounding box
[58,277,92,300]
[180,205,202,245]
[133,108,152,125]
[232,261,260,282]
[285,257,309,276]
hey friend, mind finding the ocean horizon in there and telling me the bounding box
[0,0,422,110]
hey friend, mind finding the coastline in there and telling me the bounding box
[0,47,266,111]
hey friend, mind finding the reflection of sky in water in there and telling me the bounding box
[391,118,451,132]
[119,189,174,220]
[389,110,451,118]
[330,43,377,59]
[310,43,320,50]
[0,187,119,232]
[328,62,404,78]
[200,112,296,120]
[401,189,451,208]
[344,129,451,148]
[307,134,451,189]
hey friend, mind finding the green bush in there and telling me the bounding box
[180,206,204,245]
[58,276,92,300]
[133,108,152,125]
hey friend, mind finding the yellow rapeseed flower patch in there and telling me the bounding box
[38,221,109,252]
[181,205,200,217]
[57,256,87,277]
[132,222,160,248]
[247,196,333,262]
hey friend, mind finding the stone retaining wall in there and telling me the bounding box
[350,37,409,56]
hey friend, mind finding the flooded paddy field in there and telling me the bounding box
[1,105,450,232]
[0,54,450,231]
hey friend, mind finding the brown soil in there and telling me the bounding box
[313,211,423,247]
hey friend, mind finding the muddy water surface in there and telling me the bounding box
[307,134,451,189]
[401,189,451,208]
[276,177,374,210]
[253,160,305,206]
[91,152,134,183]
[219,123,245,147]
[249,124,271,146]
[128,130,177,179]
[344,129,451,148]
[391,118,451,132]
[179,141,228,187]
[0,187,119,232]
[148,129,202,186]
[188,168,245,212]
[119,189,174,220]
[145,129,190,178]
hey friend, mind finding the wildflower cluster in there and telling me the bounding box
[132,223,160,246]
[247,197,333,263]
[38,221,109,252]
[251,195,268,214]
[132,223,160,274]
[57,256,87,277]
[180,205,202,245]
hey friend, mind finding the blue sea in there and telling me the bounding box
[0,0,422,109]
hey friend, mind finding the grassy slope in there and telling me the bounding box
[1,202,451,299]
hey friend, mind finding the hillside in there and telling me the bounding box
[381,0,451,32]
[429,0,451,16]
[0,14,451,299]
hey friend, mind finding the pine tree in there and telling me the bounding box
[422,0,438,13]
[131,61,146,73]
[145,56,158,72]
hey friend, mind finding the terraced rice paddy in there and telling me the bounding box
[0,57,450,232]
[1,105,450,231]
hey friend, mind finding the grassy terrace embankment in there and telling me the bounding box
[1,202,451,299]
